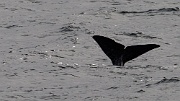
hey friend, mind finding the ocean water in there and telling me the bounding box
[0,0,180,101]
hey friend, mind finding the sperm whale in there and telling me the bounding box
[92,35,160,66]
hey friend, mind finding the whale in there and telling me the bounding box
[92,35,160,66]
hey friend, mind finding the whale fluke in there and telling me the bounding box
[92,35,160,66]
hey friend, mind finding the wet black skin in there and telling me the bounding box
[93,35,160,66]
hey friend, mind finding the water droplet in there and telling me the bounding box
[102,64,106,66]
[58,62,63,64]
[74,63,78,66]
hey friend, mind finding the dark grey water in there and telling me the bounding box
[0,0,180,101]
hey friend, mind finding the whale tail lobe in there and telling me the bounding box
[92,35,160,66]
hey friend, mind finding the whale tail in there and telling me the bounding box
[92,35,160,66]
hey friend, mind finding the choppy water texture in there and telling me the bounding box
[0,0,180,101]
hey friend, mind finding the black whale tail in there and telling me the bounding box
[92,35,160,66]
